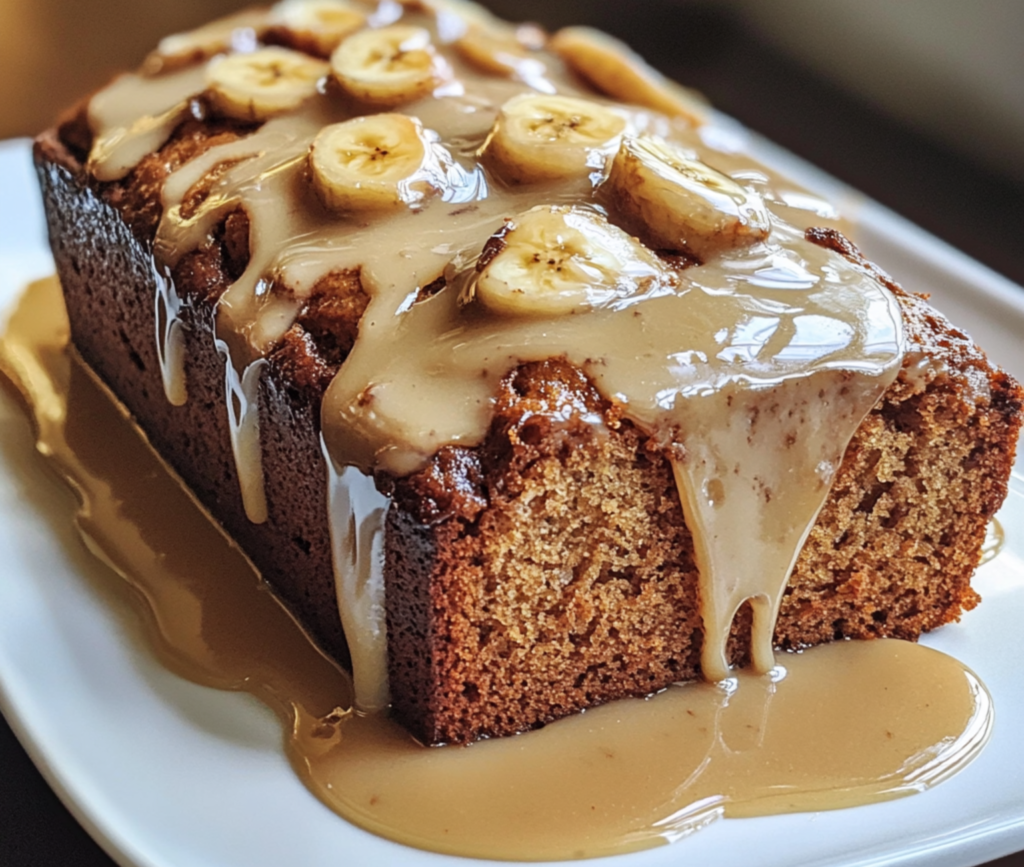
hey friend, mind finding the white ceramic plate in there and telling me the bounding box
[1,135,1023,867]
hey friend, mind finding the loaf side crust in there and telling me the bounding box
[34,123,352,668]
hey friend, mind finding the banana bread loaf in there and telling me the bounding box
[35,0,1022,745]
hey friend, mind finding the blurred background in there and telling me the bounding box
[1,2,1023,866]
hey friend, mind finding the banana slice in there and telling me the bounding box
[473,205,668,317]
[267,0,367,57]
[405,0,497,41]
[309,113,446,212]
[482,94,629,184]
[454,24,548,81]
[206,47,329,120]
[549,27,706,126]
[607,136,771,260]
[331,25,446,106]
[144,10,269,75]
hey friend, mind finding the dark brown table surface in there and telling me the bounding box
[2,2,1023,865]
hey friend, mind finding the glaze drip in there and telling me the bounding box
[153,258,187,406]
[324,454,391,711]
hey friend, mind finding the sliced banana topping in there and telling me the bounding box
[144,10,270,75]
[454,25,548,83]
[407,0,498,42]
[331,25,446,106]
[473,205,670,317]
[607,136,771,260]
[549,26,706,126]
[482,94,629,185]
[268,0,368,57]
[206,47,329,121]
[309,113,447,212]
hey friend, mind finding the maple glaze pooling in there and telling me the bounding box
[83,2,902,702]
[0,278,990,860]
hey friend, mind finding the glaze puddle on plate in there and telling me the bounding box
[0,276,993,861]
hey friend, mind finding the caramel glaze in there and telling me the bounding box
[981,518,1005,566]
[0,278,994,859]
[83,1,905,706]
